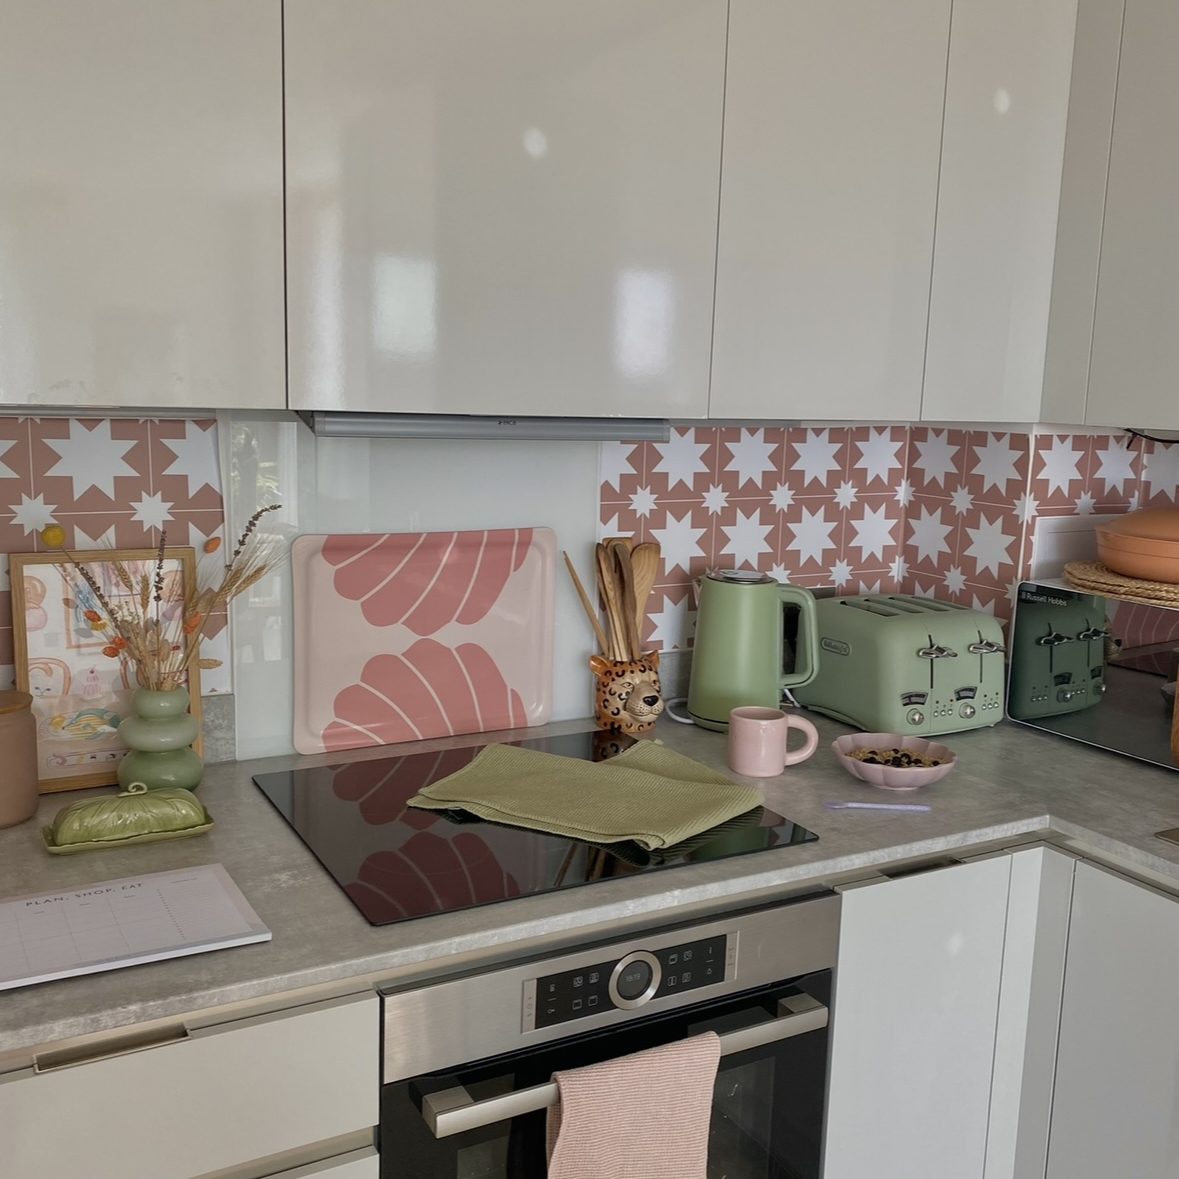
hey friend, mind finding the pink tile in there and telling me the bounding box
[648,503,714,584]
[644,426,721,500]
[641,583,696,652]
[1088,433,1142,507]
[715,426,788,496]
[843,493,902,569]
[1029,432,1089,510]
[907,426,968,495]
[599,441,645,504]
[960,431,1031,506]
[846,426,908,492]
[783,427,852,497]
[903,498,957,575]
[153,419,224,512]
[1141,439,1179,507]
[779,498,841,575]
[713,498,775,572]
[956,506,1020,589]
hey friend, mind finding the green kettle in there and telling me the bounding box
[687,571,818,731]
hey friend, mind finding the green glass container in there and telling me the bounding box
[117,687,203,792]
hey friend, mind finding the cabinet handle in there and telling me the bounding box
[33,1024,190,1074]
[421,993,827,1139]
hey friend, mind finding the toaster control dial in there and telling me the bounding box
[906,708,925,726]
[959,703,976,720]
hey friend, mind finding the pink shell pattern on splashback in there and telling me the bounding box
[332,746,481,827]
[346,831,522,923]
[321,528,534,635]
[323,638,528,752]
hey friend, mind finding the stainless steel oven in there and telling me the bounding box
[379,892,839,1178]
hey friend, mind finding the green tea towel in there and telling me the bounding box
[407,741,762,851]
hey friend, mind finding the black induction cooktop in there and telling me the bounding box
[252,731,818,926]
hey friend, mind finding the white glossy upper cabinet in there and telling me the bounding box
[285,1,726,418]
[1086,0,1179,431]
[710,0,949,422]
[1046,862,1179,1177]
[0,2,285,410]
[922,0,1121,424]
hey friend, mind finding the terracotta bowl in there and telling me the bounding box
[1096,507,1179,584]
[832,733,957,791]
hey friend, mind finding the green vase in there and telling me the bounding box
[117,687,203,792]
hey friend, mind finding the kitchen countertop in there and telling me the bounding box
[3,712,1179,1058]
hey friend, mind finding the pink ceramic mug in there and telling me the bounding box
[727,706,820,778]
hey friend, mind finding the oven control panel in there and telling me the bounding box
[527,934,730,1030]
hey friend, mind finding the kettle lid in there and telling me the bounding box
[706,569,776,586]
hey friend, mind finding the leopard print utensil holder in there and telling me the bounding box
[589,652,664,737]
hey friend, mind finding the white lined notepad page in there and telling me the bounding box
[0,864,270,991]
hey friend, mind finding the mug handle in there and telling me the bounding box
[782,714,819,766]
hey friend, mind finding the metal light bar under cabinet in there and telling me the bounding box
[298,412,671,442]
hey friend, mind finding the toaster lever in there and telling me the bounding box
[967,639,1006,655]
[1076,627,1109,641]
[917,644,958,659]
[1036,631,1074,647]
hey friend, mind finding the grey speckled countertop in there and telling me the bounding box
[4,713,1179,1058]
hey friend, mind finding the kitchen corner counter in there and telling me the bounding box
[4,714,1179,1058]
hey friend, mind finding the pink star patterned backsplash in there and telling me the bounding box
[0,416,227,692]
[601,426,1179,652]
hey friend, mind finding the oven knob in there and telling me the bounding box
[906,709,924,726]
[959,703,976,720]
[608,951,662,1010]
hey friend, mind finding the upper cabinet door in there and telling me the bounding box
[0,2,285,410]
[921,0,1082,423]
[1086,0,1179,431]
[710,0,949,422]
[285,1,726,418]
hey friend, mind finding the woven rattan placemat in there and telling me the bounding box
[1064,560,1179,607]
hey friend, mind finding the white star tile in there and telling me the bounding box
[789,430,841,488]
[859,579,882,595]
[950,486,974,515]
[944,566,967,595]
[651,510,706,576]
[1015,493,1039,523]
[971,434,1020,495]
[723,429,777,489]
[912,430,960,487]
[44,420,137,500]
[1037,436,1084,496]
[769,484,795,512]
[74,521,118,547]
[160,421,222,499]
[849,504,896,561]
[629,487,658,518]
[720,509,774,567]
[965,514,1015,577]
[599,513,624,539]
[830,559,854,588]
[1075,491,1096,516]
[834,481,858,509]
[768,564,792,583]
[785,506,837,566]
[854,429,903,484]
[1144,442,1179,502]
[9,492,57,535]
[1093,438,1136,493]
[131,492,174,532]
[908,505,952,564]
[890,555,909,582]
[894,479,913,507]
[648,592,696,651]
[599,442,640,492]
[652,429,710,492]
[701,485,729,515]
[0,438,19,480]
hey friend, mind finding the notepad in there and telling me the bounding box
[0,863,271,991]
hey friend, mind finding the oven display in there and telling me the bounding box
[531,935,728,1030]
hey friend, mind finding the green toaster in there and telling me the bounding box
[793,594,1006,735]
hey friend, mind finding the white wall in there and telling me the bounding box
[225,412,602,759]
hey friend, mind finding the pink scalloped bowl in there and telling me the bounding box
[832,733,957,791]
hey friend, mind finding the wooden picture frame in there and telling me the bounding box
[10,547,203,793]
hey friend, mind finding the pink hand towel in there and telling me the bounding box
[545,1031,721,1179]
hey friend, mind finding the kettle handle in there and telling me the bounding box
[778,584,818,690]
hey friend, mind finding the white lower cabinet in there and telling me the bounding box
[823,848,1076,1179]
[0,992,378,1179]
[269,1148,379,1178]
[1045,862,1179,1178]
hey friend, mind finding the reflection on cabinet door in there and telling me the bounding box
[711,0,948,422]
[1086,0,1179,431]
[0,1,285,410]
[285,0,725,418]
[268,1148,379,1178]
[1046,862,1179,1178]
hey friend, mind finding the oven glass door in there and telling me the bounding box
[380,971,830,1179]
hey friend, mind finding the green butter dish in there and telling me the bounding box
[43,782,213,855]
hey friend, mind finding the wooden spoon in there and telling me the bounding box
[629,542,660,639]
[595,543,626,660]
[611,541,642,660]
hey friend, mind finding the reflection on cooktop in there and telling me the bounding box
[252,731,818,926]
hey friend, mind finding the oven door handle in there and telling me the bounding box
[420,992,827,1139]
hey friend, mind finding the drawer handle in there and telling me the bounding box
[34,1025,190,1073]
[420,993,827,1139]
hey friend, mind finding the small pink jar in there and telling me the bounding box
[0,690,38,828]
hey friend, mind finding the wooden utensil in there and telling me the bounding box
[629,542,660,638]
[562,550,611,655]
[595,543,627,660]
[611,541,642,659]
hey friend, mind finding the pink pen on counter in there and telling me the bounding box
[824,800,932,812]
